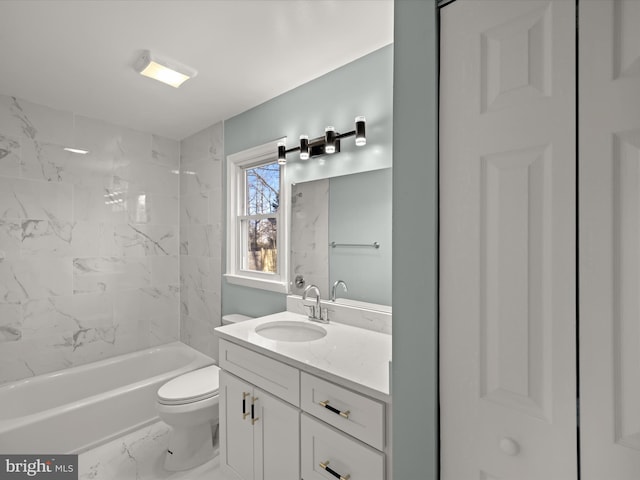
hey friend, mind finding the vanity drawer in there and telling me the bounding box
[219,339,299,406]
[301,413,384,480]
[301,372,385,450]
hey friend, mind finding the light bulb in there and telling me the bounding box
[299,135,309,160]
[277,142,286,165]
[355,116,366,146]
[324,126,336,154]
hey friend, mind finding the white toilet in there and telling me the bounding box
[156,314,253,471]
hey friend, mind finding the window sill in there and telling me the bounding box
[224,273,289,294]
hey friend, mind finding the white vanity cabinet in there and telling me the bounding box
[219,340,300,480]
[301,414,385,480]
[220,371,299,480]
[300,372,385,450]
[217,317,392,480]
[300,372,386,480]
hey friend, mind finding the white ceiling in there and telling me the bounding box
[0,0,393,141]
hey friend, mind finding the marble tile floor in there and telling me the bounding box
[78,421,239,480]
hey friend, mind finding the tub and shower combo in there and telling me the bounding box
[0,342,213,454]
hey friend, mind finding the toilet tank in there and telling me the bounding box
[221,314,253,326]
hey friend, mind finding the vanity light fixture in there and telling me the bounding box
[299,135,309,160]
[277,116,367,164]
[324,126,336,154]
[134,50,197,88]
[277,142,287,165]
[355,116,366,146]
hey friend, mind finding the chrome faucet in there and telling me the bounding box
[331,280,348,302]
[302,284,329,323]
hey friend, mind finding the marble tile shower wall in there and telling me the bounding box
[179,123,223,361]
[0,95,180,385]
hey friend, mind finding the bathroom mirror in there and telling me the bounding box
[290,167,392,307]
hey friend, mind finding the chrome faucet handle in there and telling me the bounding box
[302,284,330,323]
[304,304,316,320]
[302,284,321,320]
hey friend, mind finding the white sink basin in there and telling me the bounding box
[255,320,327,342]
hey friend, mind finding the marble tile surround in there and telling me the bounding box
[290,178,329,296]
[0,95,181,385]
[179,123,224,361]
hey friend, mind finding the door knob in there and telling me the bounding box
[499,437,520,456]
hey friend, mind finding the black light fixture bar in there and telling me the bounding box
[277,116,366,164]
[284,133,346,156]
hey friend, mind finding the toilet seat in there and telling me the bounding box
[158,365,220,406]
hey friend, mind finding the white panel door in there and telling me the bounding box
[440,1,577,479]
[579,0,640,478]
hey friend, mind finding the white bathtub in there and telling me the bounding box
[0,341,213,454]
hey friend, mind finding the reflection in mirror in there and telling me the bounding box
[290,168,392,306]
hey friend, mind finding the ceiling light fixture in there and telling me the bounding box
[278,116,367,163]
[134,50,197,88]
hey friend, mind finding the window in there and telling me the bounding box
[226,140,289,293]
[243,163,279,273]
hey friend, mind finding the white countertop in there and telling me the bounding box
[214,311,392,403]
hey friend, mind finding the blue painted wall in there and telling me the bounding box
[223,45,393,317]
[329,168,392,305]
[392,1,439,479]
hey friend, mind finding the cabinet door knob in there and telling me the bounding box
[319,400,350,419]
[319,460,350,480]
[499,437,520,456]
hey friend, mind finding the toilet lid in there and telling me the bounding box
[157,365,220,405]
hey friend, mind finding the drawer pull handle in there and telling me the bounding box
[319,460,350,480]
[251,396,259,425]
[319,400,350,419]
[242,392,250,420]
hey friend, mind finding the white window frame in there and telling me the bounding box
[225,138,290,293]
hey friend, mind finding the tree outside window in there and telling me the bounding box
[244,162,280,273]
